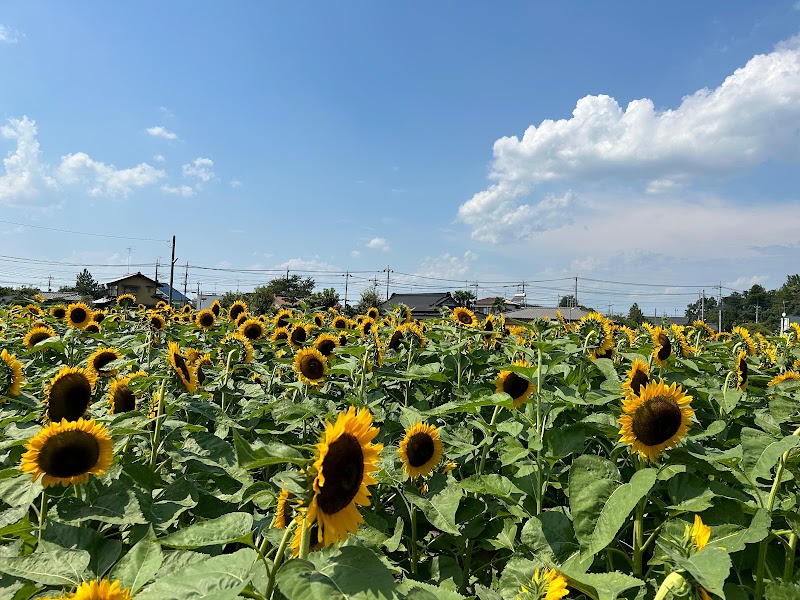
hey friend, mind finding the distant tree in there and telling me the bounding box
[627,303,645,325]
[265,275,315,304]
[491,297,506,314]
[307,288,340,310]
[353,286,381,315]
[559,294,577,307]
[219,291,250,309]
[453,290,477,308]
[75,269,104,300]
[248,286,276,315]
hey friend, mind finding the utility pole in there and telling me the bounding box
[755,303,760,323]
[196,282,200,309]
[608,303,613,317]
[183,262,189,306]
[155,259,160,284]
[574,277,578,307]
[343,272,352,308]
[701,290,705,322]
[383,266,391,301]
[47,275,52,292]
[718,282,723,333]
[126,247,132,272]
[168,236,176,308]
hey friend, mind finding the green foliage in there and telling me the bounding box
[75,268,105,300]
[307,287,340,310]
[452,290,477,307]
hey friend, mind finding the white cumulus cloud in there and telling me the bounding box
[417,251,479,280]
[57,152,165,198]
[0,117,57,205]
[161,184,195,198]
[182,157,215,183]
[459,37,800,242]
[146,126,178,140]
[366,237,391,252]
[0,25,21,44]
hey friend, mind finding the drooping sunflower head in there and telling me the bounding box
[50,304,67,320]
[167,341,198,393]
[239,317,266,341]
[692,320,716,342]
[496,361,535,408]
[735,350,748,391]
[209,299,221,317]
[313,312,327,327]
[308,406,383,547]
[148,312,167,331]
[92,310,106,324]
[651,326,672,367]
[195,309,216,330]
[116,294,136,308]
[452,307,478,327]
[590,345,616,361]
[20,418,113,488]
[0,349,24,397]
[181,303,193,315]
[228,300,248,322]
[768,371,800,387]
[273,308,293,329]
[399,422,443,478]
[24,325,56,350]
[45,366,97,423]
[221,332,254,364]
[294,347,327,385]
[516,567,569,600]
[26,304,44,317]
[619,380,694,462]
[314,333,339,358]
[359,318,376,338]
[731,326,757,356]
[290,510,323,557]
[366,307,380,321]
[622,359,650,399]
[66,302,93,330]
[88,347,123,377]
[332,315,349,330]
[577,312,613,354]
[617,326,637,350]
[289,324,310,349]
[387,325,406,351]
[107,371,147,414]
[272,488,297,529]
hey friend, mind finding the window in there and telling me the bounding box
[123,285,139,294]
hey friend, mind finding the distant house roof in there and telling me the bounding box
[40,290,82,303]
[475,297,521,308]
[505,306,591,322]
[381,292,457,318]
[156,283,192,305]
[103,272,159,286]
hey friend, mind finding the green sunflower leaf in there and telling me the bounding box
[109,529,163,594]
[0,547,90,586]
[159,512,254,549]
[568,455,620,559]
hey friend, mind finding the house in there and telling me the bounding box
[40,290,83,303]
[156,283,193,307]
[474,297,522,316]
[99,272,161,308]
[505,306,592,323]
[380,292,458,319]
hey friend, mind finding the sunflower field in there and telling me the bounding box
[2,296,800,600]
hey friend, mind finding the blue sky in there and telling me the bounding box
[1,2,799,317]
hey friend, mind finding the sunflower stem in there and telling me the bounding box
[74,483,82,502]
[654,571,688,600]
[298,513,312,560]
[37,490,47,544]
[632,457,645,577]
[220,349,235,413]
[409,498,419,576]
[784,532,797,581]
[721,370,735,417]
[754,425,800,600]
[265,519,297,600]
[149,378,167,472]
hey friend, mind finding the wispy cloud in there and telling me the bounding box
[146,126,178,141]
[0,25,21,44]
[366,237,391,252]
[161,184,195,198]
[416,251,478,280]
[182,157,215,183]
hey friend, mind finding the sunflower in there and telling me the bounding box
[0,349,24,397]
[33,293,45,303]
[577,312,614,356]
[314,333,339,358]
[239,317,266,341]
[167,341,198,393]
[496,362,535,408]
[271,326,290,346]
[591,345,616,361]
[87,347,123,377]
[366,307,380,321]
[92,310,106,323]
[195,309,216,330]
[294,347,327,385]
[26,303,44,317]
[50,304,67,319]
[312,312,327,327]
[452,307,478,327]
[20,418,113,488]
[274,308,294,329]
[23,325,56,349]
[181,304,193,314]
[45,366,97,423]
[359,318,376,338]
[399,422,443,478]
[516,567,569,600]
[116,294,136,308]
[692,320,715,341]
[735,350,748,391]
[768,371,800,387]
[155,300,168,310]
[221,332,254,364]
[332,315,349,330]
[289,324,310,349]
[307,406,383,547]
[85,322,101,334]
[387,325,406,351]
[650,326,672,367]
[619,380,694,462]
[107,371,146,414]
[732,326,757,356]
[619,326,637,348]
[228,300,248,322]
[685,514,711,553]
[290,511,323,557]
[148,312,166,331]
[668,325,695,358]
[63,579,132,600]
[272,489,297,529]
[66,302,93,330]
[621,359,650,399]
[193,353,213,385]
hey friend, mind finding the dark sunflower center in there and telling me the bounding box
[37,430,100,478]
[739,359,748,384]
[93,352,117,372]
[211,304,220,316]
[388,330,404,350]
[86,324,100,333]
[314,316,324,327]
[29,331,50,346]
[339,334,348,346]
[657,334,672,361]
[199,314,214,327]
[291,328,307,345]
[317,433,364,515]
[48,374,92,422]
[172,352,192,384]
[363,321,373,335]
[94,313,105,323]
[243,324,263,339]
[53,308,66,319]
[457,312,473,324]
[277,315,290,328]
[333,318,346,329]
[630,370,649,396]
[113,387,136,413]
[317,339,336,356]
[230,305,244,320]
[632,396,682,447]
[274,331,288,342]
[70,308,87,323]
[503,372,530,399]
[151,316,164,329]
[406,432,435,467]
[485,320,494,332]
[300,355,324,380]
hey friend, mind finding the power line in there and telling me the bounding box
[0,219,171,242]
